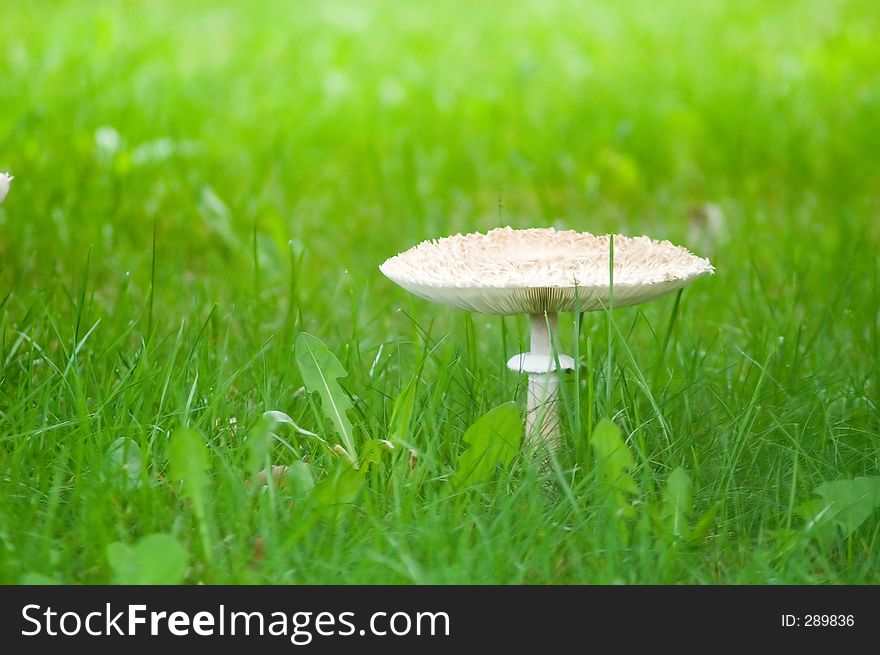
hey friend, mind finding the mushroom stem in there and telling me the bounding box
[507,313,575,454]
[526,312,561,451]
[529,311,556,357]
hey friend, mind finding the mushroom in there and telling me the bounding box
[0,172,12,205]
[380,227,713,452]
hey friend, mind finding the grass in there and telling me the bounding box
[1,0,879,584]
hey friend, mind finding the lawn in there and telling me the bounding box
[1,0,878,584]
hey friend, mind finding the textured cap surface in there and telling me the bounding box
[380,226,713,314]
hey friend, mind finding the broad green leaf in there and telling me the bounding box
[590,418,639,495]
[263,410,322,441]
[246,414,275,474]
[388,378,417,445]
[286,465,362,534]
[168,426,212,562]
[107,533,187,585]
[360,438,395,471]
[802,476,880,539]
[295,332,356,459]
[106,542,131,577]
[169,427,210,508]
[310,465,364,521]
[106,436,142,487]
[797,498,838,551]
[661,467,692,537]
[286,461,315,498]
[454,402,522,488]
[685,502,720,545]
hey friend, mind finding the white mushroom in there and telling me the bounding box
[380,227,713,452]
[0,172,13,205]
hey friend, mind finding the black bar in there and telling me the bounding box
[1,585,876,651]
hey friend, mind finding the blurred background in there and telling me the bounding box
[2,0,877,319]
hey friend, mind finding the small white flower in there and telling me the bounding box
[0,172,12,204]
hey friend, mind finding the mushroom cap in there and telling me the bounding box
[380,226,713,314]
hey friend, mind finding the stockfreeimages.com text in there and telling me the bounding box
[22,603,450,645]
